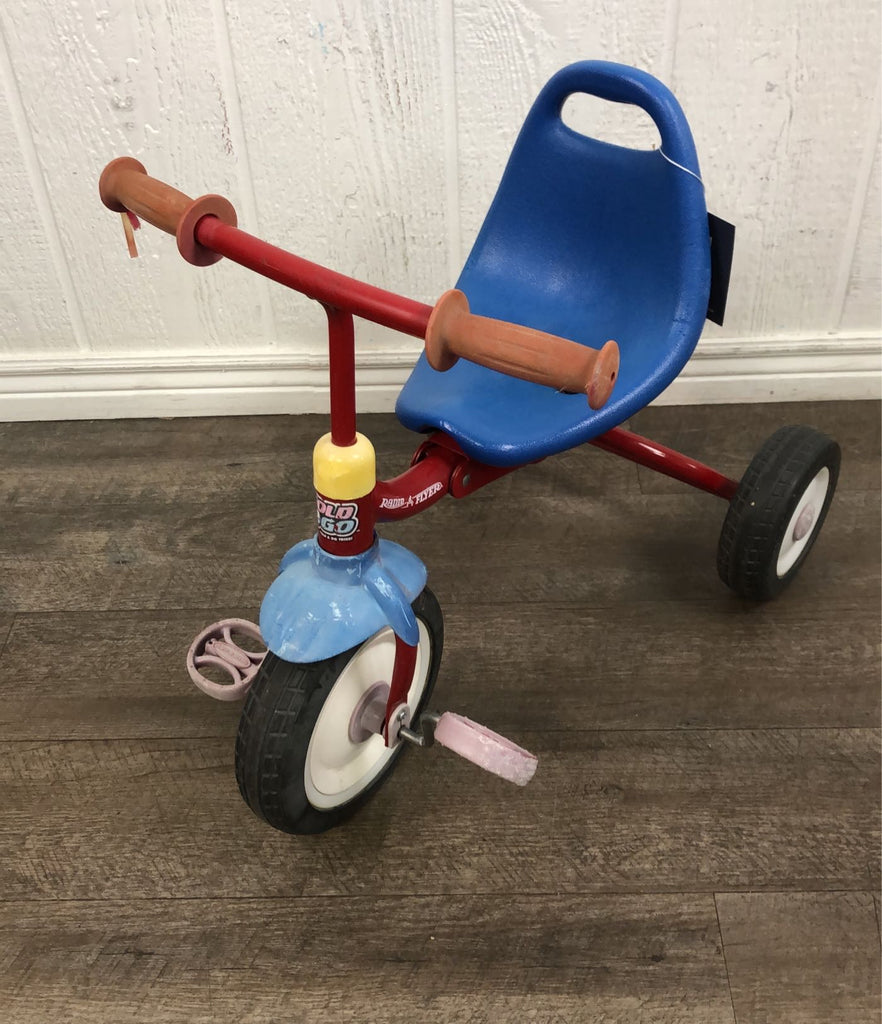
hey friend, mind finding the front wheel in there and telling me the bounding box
[717,425,840,601]
[235,587,443,834]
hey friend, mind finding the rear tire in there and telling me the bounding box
[235,587,443,834]
[717,426,840,601]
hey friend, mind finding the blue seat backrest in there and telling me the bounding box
[396,61,712,467]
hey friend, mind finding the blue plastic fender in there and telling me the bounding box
[259,536,428,664]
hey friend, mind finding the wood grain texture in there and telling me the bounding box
[0,728,876,901]
[673,0,881,338]
[0,414,320,509]
[224,0,449,353]
[0,400,872,509]
[0,400,878,1020]
[0,614,13,653]
[0,38,79,355]
[0,411,637,509]
[0,399,876,618]
[0,411,630,511]
[0,484,876,615]
[715,891,881,1024]
[440,597,880,733]
[0,894,734,1024]
[631,400,882,494]
[841,139,882,332]
[0,609,253,741]
[2,592,878,743]
[0,0,267,355]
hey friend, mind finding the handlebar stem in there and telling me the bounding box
[325,306,357,447]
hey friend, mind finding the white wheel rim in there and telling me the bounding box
[776,467,830,577]
[304,621,431,810]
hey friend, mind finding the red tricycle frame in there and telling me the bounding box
[194,214,739,550]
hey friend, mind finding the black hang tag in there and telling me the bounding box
[706,213,735,326]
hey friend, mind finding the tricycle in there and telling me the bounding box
[99,61,840,834]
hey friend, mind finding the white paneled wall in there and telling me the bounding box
[224,0,450,351]
[0,0,878,419]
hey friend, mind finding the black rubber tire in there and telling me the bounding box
[717,425,840,601]
[234,587,443,835]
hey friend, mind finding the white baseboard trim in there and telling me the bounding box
[0,334,878,421]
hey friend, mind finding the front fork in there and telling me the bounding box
[310,426,540,784]
[312,425,414,745]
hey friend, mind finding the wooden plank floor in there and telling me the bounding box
[0,400,878,1023]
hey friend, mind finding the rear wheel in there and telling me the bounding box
[717,426,840,601]
[235,588,443,834]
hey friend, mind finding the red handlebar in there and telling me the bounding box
[99,160,619,411]
[98,157,237,266]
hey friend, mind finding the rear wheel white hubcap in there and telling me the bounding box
[776,467,829,577]
[304,621,431,810]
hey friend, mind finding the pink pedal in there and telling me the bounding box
[433,712,538,786]
[187,619,266,701]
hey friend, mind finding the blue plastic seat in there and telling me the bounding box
[396,61,712,467]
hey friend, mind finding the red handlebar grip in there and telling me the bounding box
[98,157,237,267]
[425,289,620,410]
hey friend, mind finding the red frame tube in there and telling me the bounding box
[196,218,432,338]
[591,426,738,500]
[384,635,418,745]
[324,306,357,446]
[374,445,461,521]
[373,436,526,519]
